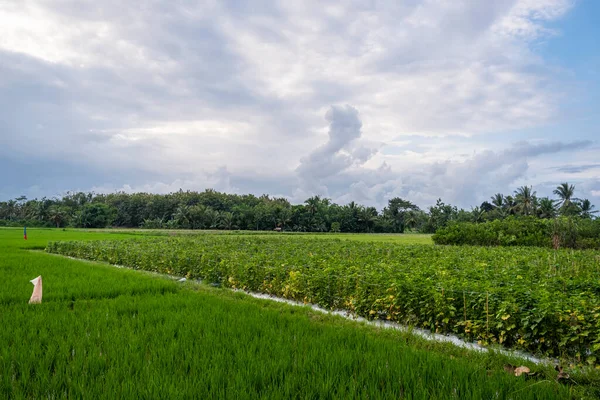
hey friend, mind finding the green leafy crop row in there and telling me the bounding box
[433,217,600,249]
[47,236,600,364]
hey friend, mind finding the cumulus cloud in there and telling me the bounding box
[0,0,596,209]
[295,105,373,195]
[299,135,593,208]
[415,140,593,206]
[89,166,237,197]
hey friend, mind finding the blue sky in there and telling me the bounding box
[538,0,600,141]
[1,0,599,210]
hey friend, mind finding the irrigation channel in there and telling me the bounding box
[49,252,550,365]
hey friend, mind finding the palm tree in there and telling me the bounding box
[173,205,191,228]
[188,204,208,229]
[537,197,558,219]
[503,195,518,216]
[404,210,421,231]
[471,206,485,223]
[357,207,377,232]
[48,206,68,228]
[490,193,504,209]
[553,182,576,214]
[275,207,292,229]
[232,204,255,230]
[578,199,598,219]
[218,212,236,230]
[304,196,321,217]
[347,201,358,220]
[29,200,49,221]
[514,186,536,216]
[205,208,220,229]
[488,194,506,218]
[305,196,330,231]
[5,200,17,221]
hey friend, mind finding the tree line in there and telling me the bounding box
[0,183,596,232]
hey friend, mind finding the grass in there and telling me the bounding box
[1,228,598,398]
[46,234,600,362]
[49,227,435,245]
[296,232,433,244]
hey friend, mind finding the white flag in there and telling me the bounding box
[29,275,42,304]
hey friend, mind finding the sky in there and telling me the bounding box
[1,0,599,210]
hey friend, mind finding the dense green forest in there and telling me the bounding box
[0,183,596,232]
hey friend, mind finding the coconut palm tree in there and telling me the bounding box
[275,207,292,229]
[205,208,220,229]
[537,197,558,219]
[173,205,191,228]
[188,204,208,229]
[358,207,377,232]
[553,182,577,214]
[471,206,485,223]
[404,210,421,231]
[487,193,506,219]
[490,193,504,209]
[5,200,17,221]
[578,199,598,219]
[218,212,236,230]
[514,186,536,216]
[47,205,68,228]
[503,195,518,216]
[29,199,50,222]
[304,196,321,217]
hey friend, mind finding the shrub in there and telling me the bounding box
[432,217,600,249]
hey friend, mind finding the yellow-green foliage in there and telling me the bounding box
[48,235,600,365]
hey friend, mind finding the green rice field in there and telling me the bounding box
[1,228,599,398]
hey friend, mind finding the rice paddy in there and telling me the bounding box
[1,228,599,398]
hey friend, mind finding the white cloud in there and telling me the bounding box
[493,0,574,39]
[295,105,370,196]
[89,166,237,197]
[1,0,595,209]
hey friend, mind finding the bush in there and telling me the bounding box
[432,217,600,249]
[330,222,341,232]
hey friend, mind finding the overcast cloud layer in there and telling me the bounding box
[1,0,599,209]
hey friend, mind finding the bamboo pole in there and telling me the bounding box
[463,291,467,324]
[486,292,489,335]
